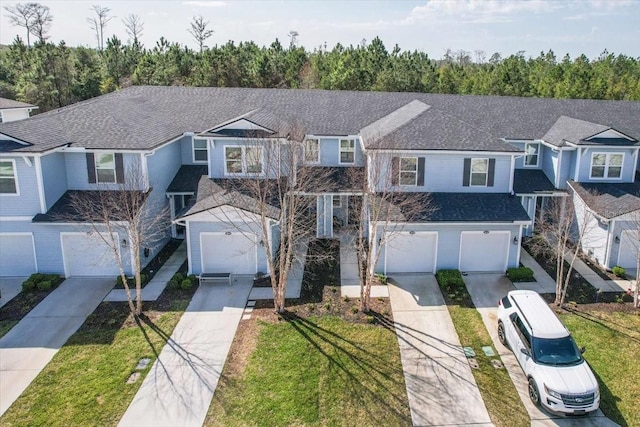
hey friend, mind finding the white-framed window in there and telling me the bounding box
[303,138,320,164]
[590,153,623,179]
[339,139,355,164]
[95,153,117,183]
[332,195,341,207]
[399,157,418,186]
[224,146,263,175]
[193,139,208,163]
[470,158,489,186]
[524,142,540,167]
[0,159,19,195]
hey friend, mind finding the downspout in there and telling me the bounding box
[603,219,615,269]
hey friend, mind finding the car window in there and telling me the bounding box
[532,336,583,366]
[511,314,532,349]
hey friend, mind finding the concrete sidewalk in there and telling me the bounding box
[104,242,187,302]
[339,232,389,298]
[247,239,308,300]
[0,277,114,416]
[388,274,492,426]
[464,273,618,427]
[519,250,557,293]
[119,278,252,427]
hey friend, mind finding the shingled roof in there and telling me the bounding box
[0,86,639,154]
[0,97,36,110]
[568,179,640,219]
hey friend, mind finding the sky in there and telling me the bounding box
[1,0,639,59]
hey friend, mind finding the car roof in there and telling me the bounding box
[508,290,569,339]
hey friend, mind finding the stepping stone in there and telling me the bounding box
[246,300,256,307]
[242,314,251,320]
[482,346,495,357]
[244,307,254,313]
[126,372,141,384]
[463,347,476,358]
[468,358,479,369]
[135,357,151,371]
[491,359,504,369]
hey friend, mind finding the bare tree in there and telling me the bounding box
[28,2,52,43]
[4,3,35,47]
[188,15,214,53]
[624,211,640,308]
[123,13,143,46]
[88,5,113,51]
[66,158,170,315]
[351,148,433,311]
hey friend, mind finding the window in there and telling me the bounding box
[339,139,355,164]
[224,146,263,175]
[193,139,208,163]
[304,139,320,163]
[590,153,623,179]
[332,195,341,207]
[95,153,116,183]
[399,157,418,186]
[470,158,488,186]
[524,142,540,167]
[0,160,18,194]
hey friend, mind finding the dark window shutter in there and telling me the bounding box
[115,153,125,184]
[86,153,96,183]
[487,158,496,187]
[462,158,471,186]
[417,157,425,186]
[391,157,399,185]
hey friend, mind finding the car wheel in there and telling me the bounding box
[497,321,508,347]
[528,377,540,406]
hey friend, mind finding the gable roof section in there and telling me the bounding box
[568,179,640,219]
[542,116,639,147]
[0,97,36,110]
[360,100,429,146]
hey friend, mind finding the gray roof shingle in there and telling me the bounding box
[541,116,638,147]
[167,165,209,193]
[513,169,559,194]
[568,179,640,219]
[0,97,36,110]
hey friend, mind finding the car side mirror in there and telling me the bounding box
[580,346,586,354]
[520,348,531,357]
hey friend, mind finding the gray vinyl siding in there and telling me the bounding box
[373,152,512,193]
[41,152,68,210]
[374,222,521,272]
[609,220,637,269]
[511,142,544,170]
[0,156,40,216]
[187,220,268,275]
[572,191,609,268]
[208,139,286,179]
[313,138,364,167]
[541,146,558,188]
[574,147,637,183]
[179,135,201,165]
[558,150,573,189]
[64,152,141,190]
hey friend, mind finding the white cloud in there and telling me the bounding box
[182,1,227,7]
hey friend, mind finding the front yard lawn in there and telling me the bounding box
[559,306,640,427]
[204,315,411,427]
[0,287,196,427]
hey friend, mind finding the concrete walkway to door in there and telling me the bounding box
[0,277,114,416]
[388,274,492,426]
[119,278,252,427]
[464,273,618,427]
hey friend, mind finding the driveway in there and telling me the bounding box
[464,274,619,427]
[388,274,492,426]
[119,277,252,427]
[0,277,114,416]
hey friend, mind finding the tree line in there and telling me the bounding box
[1,4,639,112]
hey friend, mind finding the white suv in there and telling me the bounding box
[497,290,600,415]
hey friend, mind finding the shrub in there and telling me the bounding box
[139,274,147,285]
[172,272,185,282]
[37,281,52,291]
[343,295,350,302]
[612,266,626,278]
[375,273,388,285]
[366,315,375,324]
[436,269,465,291]
[187,275,197,284]
[166,279,180,290]
[180,279,193,290]
[22,280,36,292]
[350,306,358,314]
[506,267,535,282]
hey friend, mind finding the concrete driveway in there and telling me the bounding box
[0,277,114,416]
[464,274,619,427]
[0,277,26,309]
[388,274,492,427]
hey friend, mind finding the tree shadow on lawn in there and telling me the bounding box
[562,306,640,344]
[593,369,627,427]
[281,312,410,424]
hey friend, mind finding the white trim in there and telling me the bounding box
[186,221,192,275]
[60,231,120,278]
[94,152,117,184]
[634,149,639,176]
[516,225,523,265]
[509,155,515,193]
[142,152,151,192]
[574,147,582,181]
[338,139,356,165]
[0,132,30,145]
[372,148,521,156]
[223,145,264,176]
[302,138,321,164]
[399,156,418,186]
[0,216,33,221]
[557,148,563,188]
[383,230,438,275]
[0,158,20,196]
[470,158,489,187]
[0,232,38,273]
[589,152,624,180]
[586,128,635,142]
[523,142,540,168]
[34,155,46,213]
[199,231,258,274]
[192,137,209,164]
[458,230,510,272]
[332,194,341,208]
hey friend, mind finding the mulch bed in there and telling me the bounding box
[0,290,54,321]
[577,253,626,281]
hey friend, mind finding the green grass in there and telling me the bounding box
[0,294,193,427]
[447,305,530,427]
[0,320,19,338]
[560,309,640,427]
[205,316,411,427]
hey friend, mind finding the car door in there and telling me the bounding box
[510,313,533,371]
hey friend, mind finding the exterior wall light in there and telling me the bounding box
[614,236,620,244]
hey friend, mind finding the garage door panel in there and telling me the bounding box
[0,234,36,276]
[460,232,509,273]
[385,232,437,273]
[618,231,639,269]
[201,233,257,275]
[62,233,120,277]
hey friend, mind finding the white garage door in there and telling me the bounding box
[201,233,257,275]
[62,233,120,277]
[618,230,639,269]
[460,231,510,272]
[385,231,437,273]
[0,233,36,276]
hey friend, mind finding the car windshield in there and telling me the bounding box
[531,336,583,366]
